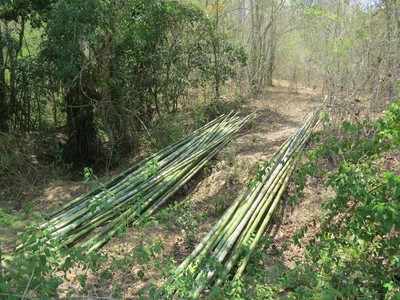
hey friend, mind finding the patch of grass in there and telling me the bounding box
[0,209,22,228]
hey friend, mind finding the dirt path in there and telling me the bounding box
[22,81,324,298]
[189,81,321,205]
[185,80,326,268]
[56,81,327,298]
[0,80,325,298]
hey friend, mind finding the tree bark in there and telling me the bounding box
[248,0,282,93]
[64,84,99,168]
[384,0,400,102]
[0,22,8,132]
[212,0,221,99]
[266,12,277,87]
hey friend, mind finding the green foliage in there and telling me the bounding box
[83,166,96,183]
[2,0,247,167]
[0,228,107,298]
[0,0,53,25]
[41,0,103,86]
[379,101,400,146]
[35,0,247,165]
[278,164,400,299]
[149,113,188,150]
[314,120,384,164]
[157,198,204,248]
[263,101,400,299]
[0,208,21,227]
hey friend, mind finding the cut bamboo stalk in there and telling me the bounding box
[22,114,253,253]
[166,108,321,299]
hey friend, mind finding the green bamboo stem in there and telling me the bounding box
[233,162,296,280]
[167,108,321,298]
[45,119,243,235]
[47,114,230,219]
[19,114,252,253]
[213,158,298,289]
[191,156,296,297]
[45,119,229,227]
[85,138,231,252]
[45,115,235,224]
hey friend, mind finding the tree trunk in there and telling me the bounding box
[384,0,400,102]
[64,85,99,168]
[0,22,8,132]
[266,22,276,87]
[213,0,221,99]
[249,0,281,93]
[266,2,278,87]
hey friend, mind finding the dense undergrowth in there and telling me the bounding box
[0,95,241,206]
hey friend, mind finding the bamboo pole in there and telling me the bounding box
[166,108,321,298]
[22,114,253,253]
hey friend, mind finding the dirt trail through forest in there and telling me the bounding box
[57,81,327,297]
[48,81,328,297]
[187,80,326,268]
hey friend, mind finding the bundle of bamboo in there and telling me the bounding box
[166,109,320,298]
[33,113,253,253]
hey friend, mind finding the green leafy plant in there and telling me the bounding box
[265,101,400,299]
[0,227,107,298]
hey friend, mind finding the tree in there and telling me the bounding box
[247,0,285,94]
[0,0,52,132]
[0,21,7,131]
[383,0,400,101]
[39,0,245,168]
[41,0,105,166]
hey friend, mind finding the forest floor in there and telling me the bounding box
[59,80,328,298]
[1,81,330,298]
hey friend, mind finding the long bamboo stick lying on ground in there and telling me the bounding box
[24,113,253,252]
[165,108,320,298]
